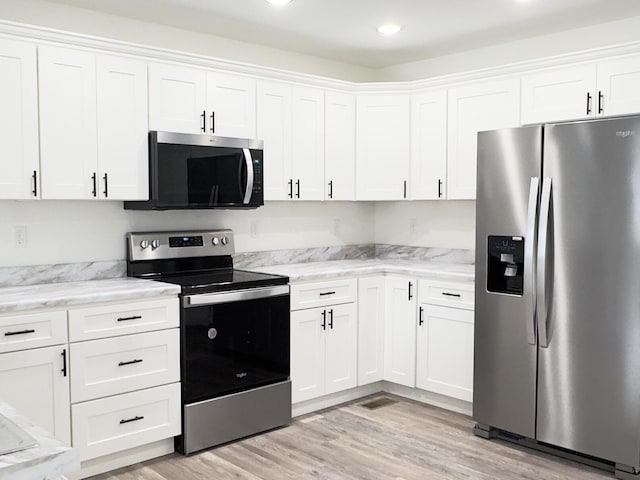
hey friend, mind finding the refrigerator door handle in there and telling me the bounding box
[524,176,539,345]
[537,177,552,348]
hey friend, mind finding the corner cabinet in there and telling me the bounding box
[447,78,520,200]
[356,95,410,200]
[0,39,39,199]
[325,91,356,200]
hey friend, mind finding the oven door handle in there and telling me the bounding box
[183,285,289,307]
[242,148,254,204]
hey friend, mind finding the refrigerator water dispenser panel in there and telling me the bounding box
[487,236,524,295]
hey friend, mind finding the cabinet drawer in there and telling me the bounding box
[0,310,67,353]
[290,278,357,310]
[70,329,180,403]
[68,298,179,341]
[418,279,474,310]
[71,382,181,461]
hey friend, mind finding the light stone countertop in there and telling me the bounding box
[0,401,80,480]
[254,259,475,283]
[0,278,181,314]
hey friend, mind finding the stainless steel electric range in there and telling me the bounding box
[126,230,291,454]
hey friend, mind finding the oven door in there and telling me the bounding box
[181,285,290,405]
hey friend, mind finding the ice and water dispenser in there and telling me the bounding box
[487,236,524,295]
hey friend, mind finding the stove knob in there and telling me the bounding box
[151,239,160,249]
[221,236,229,245]
[140,240,150,250]
[212,237,220,246]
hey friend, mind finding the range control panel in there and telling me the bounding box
[127,230,235,261]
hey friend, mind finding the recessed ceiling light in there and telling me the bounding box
[377,24,402,35]
[265,0,292,6]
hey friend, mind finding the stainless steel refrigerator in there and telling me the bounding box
[474,115,640,479]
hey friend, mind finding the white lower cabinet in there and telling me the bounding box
[357,276,385,385]
[290,279,357,403]
[383,276,417,387]
[416,279,475,402]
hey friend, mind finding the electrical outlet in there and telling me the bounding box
[409,218,417,234]
[250,221,258,238]
[13,226,27,248]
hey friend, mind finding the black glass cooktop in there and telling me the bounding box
[155,268,288,294]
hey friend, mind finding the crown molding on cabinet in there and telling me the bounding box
[2,19,640,93]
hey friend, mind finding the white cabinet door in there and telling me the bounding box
[148,63,206,134]
[38,46,98,199]
[521,64,596,124]
[292,86,324,201]
[416,304,474,402]
[291,308,324,403]
[356,95,410,200]
[0,346,71,445]
[0,39,39,199]
[383,276,417,387]
[597,55,640,117]
[325,91,355,200]
[357,276,385,386]
[257,81,292,200]
[206,72,256,138]
[447,78,520,200]
[410,90,447,200]
[324,303,357,395]
[96,54,149,200]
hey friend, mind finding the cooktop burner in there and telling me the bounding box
[156,269,288,294]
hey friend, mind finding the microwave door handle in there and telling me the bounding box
[242,148,254,204]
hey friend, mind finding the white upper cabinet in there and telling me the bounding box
[410,90,447,200]
[96,55,149,200]
[257,80,292,200]
[206,72,256,138]
[148,63,207,134]
[447,78,520,200]
[325,91,356,201]
[292,86,325,201]
[521,64,597,124]
[38,45,98,199]
[0,39,39,200]
[356,95,410,201]
[596,55,640,117]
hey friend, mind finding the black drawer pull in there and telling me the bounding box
[61,348,67,377]
[319,291,336,296]
[117,315,142,322]
[442,292,462,298]
[118,359,143,367]
[120,415,144,425]
[4,329,36,336]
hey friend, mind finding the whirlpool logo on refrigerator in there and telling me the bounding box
[616,130,636,138]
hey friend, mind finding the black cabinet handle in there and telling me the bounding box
[61,349,67,377]
[321,310,326,330]
[4,329,36,336]
[103,173,108,198]
[288,179,293,198]
[403,180,407,199]
[329,309,334,329]
[408,282,413,301]
[32,170,37,197]
[319,291,336,296]
[419,306,424,326]
[438,179,443,198]
[442,292,462,298]
[118,358,143,367]
[210,111,215,134]
[295,179,300,199]
[586,92,592,115]
[117,315,142,322]
[598,91,604,114]
[201,110,206,132]
[91,172,97,197]
[328,180,333,199]
[120,415,144,425]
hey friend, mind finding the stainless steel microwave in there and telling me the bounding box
[124,131,264,210]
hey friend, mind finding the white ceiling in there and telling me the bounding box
[46,0,640,68]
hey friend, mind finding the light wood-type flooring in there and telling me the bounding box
[91,394,611,480]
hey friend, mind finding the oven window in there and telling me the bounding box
[182,294,290,404]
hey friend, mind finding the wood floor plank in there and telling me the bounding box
[89,395,612,480]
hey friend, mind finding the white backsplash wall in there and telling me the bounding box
[374,201,476,250]
[0,201,375,267]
